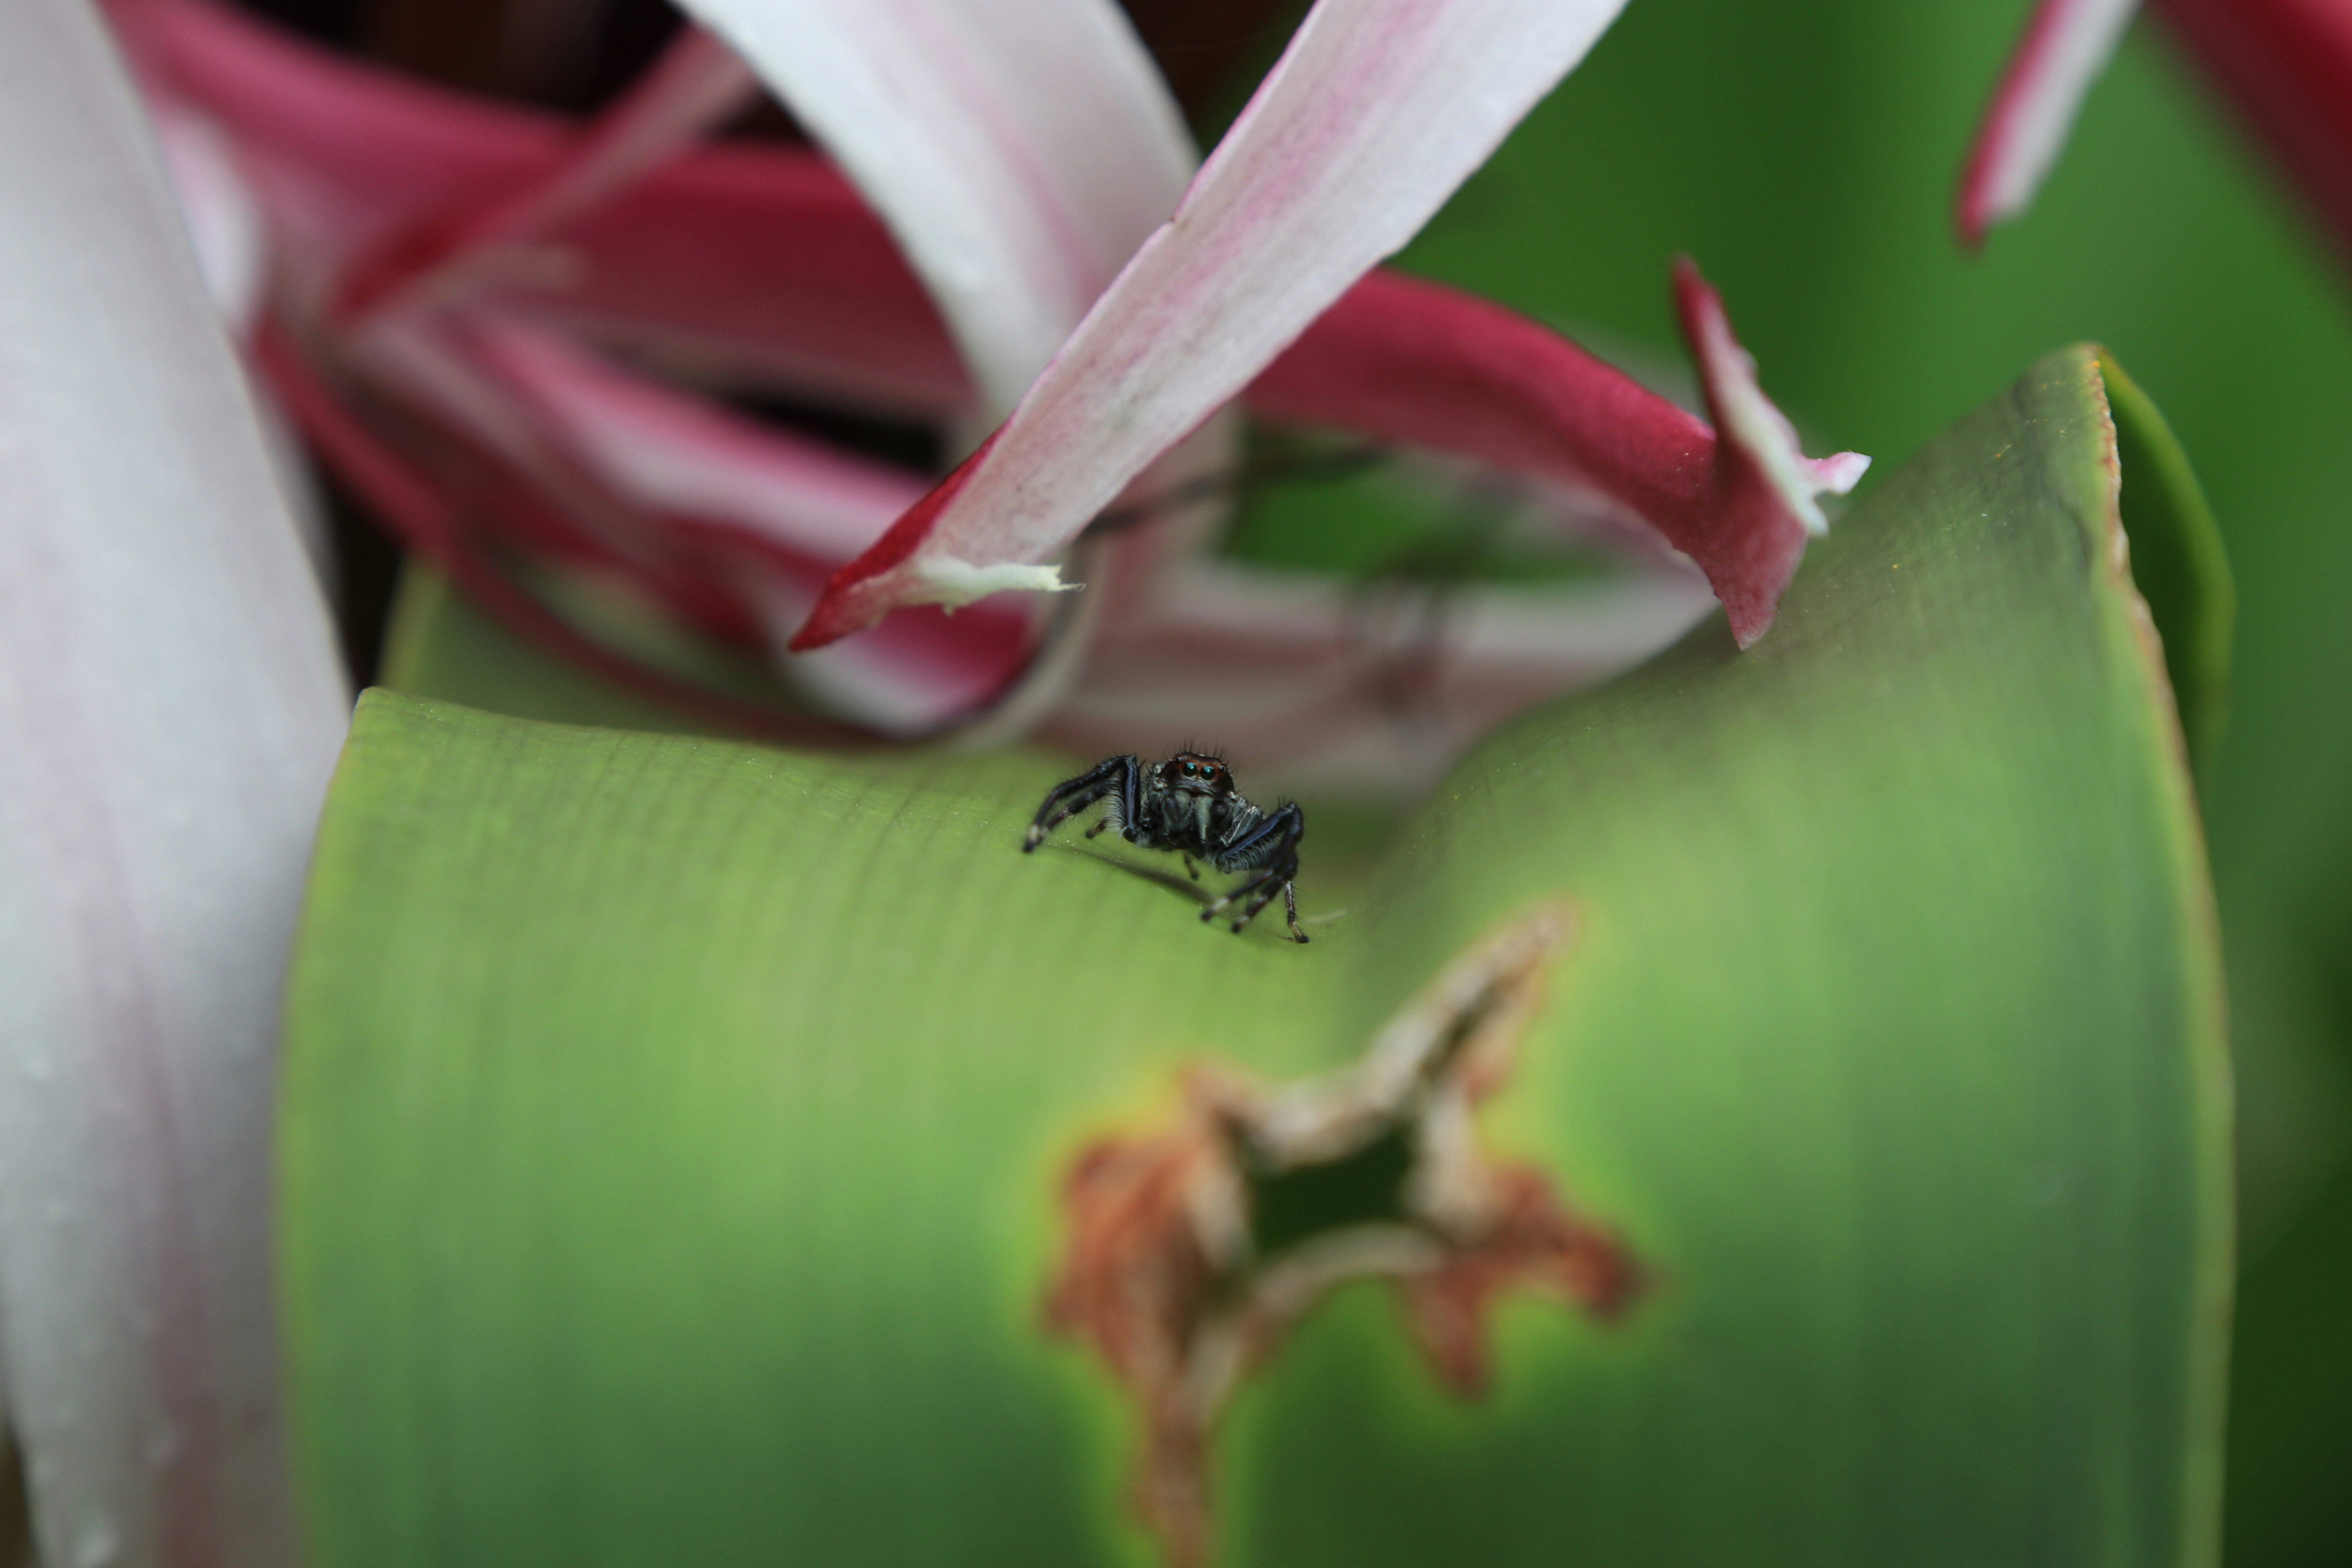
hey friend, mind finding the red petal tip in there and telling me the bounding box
[785,430,1005,652]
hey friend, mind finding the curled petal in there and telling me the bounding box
[301,316,1042,735]
[1252,265,1863,648]
[1957,0,2142,247]
[333,24,760,321]
[1671,259,1867,646]
[456,323,1053,725]
[135,0,972,414]
[257,326,902,743]
[793,0,1635,649]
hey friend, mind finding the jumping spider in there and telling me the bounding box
[1024,751,1309,943]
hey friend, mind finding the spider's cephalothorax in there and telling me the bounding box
[1023,751,1309,943]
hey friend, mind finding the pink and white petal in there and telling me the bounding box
[263,321,1000,742]
[1669,259,1867,646]
[135,0,974,414]
[674,0,1196,417]
[757,580,1042,737]
[324,313,1036,733]
[485,146,968,417]
[1249,265,1860,648]
[334,24,760,320]
[1052,559,1715,794]
[1216,260,1855,652]
[1249,270,1717,554]
[132,0,561,269]
[142,0,1207,728]
[450,322,1040,730]
[1957,0,2141,247]
[0,5,348,1568]
[793,0,1635,648]
[459,317,928,560]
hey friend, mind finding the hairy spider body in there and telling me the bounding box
[1024,751,1309,943]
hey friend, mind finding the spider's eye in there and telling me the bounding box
[1181,760,1196,775]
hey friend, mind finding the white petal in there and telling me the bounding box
[0,5,348,1566]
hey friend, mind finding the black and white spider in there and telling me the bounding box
[1023,751,1309,943]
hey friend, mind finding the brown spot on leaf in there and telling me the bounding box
[1042,904,1640,1566]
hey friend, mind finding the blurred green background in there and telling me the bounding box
[1366,2,2352,1561]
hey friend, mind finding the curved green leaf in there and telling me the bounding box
[2096,349,2232,788]
[284,345,2226,1566]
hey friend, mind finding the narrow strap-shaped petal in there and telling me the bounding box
[134,0,966,411]
[790,0,1634,649]
[1239,268,1859,676]
[333,23,760,320]
[673,0,1196,416]
[1251,264,1867,646]
[1670,259,1869,646]
[1248,271,1713,559]
[1053,559,1715,791]
[447,319,1042,731]
[1956,0,2141,247]
[264,318,1036,736]
[465,317,931,562]
[0,2,348,1564]
[254,327,895,744]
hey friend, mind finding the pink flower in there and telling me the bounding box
[123,0,1864,787]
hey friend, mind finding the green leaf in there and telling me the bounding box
[284,346,2226,1566]
[2095,349,2232,789]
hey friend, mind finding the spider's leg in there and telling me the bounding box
[1200,866,1275,922]
[1120,753,1144,843]
[1182,853,1200,881]
[1229,877,1285,935]
[1216,802,1305,875]
[1210,804,1307,940]
[1085,818,1112,839]
[1025,755,1138,851]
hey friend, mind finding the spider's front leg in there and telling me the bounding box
[1200,804,1308,943]
[1024,755,1140,851]
[1230,873,1309,944]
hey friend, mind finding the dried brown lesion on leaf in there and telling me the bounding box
[1042,903,1640,1567]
